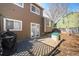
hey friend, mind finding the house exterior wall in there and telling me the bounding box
[44,17,53,33]
[0,3,43,42]
[0,16,2,31]
[24,3,44,38]
[0,16,4,31]
[56,12,79,33]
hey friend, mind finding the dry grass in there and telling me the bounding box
[57,32,79,56]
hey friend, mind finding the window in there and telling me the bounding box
[6,20,14,29]
[32,6,36,12]
[13,3,24,8]
[45,19,52,27]
[30,4,40,15]
[14,21,22,31]
[4,18,22,31]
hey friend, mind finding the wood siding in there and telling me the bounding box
[0,3,43,42]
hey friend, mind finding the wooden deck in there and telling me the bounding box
[12,33,79,56]
[12,38,64,56]
[29,41,54,56]
[29,38,64,56]
[38,38,59,47]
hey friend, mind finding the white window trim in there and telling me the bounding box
[13,3,24,8]
[3,18,22,31]
[30,4,40,15]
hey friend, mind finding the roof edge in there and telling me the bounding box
[33,3,44,10]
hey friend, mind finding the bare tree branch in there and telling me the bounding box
[48,3,69,24]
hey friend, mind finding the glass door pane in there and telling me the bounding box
[35,24,40,38]
[31,23,36,38]
[31,23,40,38]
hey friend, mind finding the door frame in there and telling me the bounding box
[30,22,40,38]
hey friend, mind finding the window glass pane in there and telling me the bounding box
[46,19,49,27]
[18,3,23,6]
[32,6,36,12]
[14,21,21,30]
[14,3,24,8]
[31,24,36,37]
[31,4,40,15]
[6,20,14,29]
[49,21,51,27]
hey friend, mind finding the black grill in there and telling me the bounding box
[0,30,17,56]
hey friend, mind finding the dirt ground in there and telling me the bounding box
[57,32,79,56]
